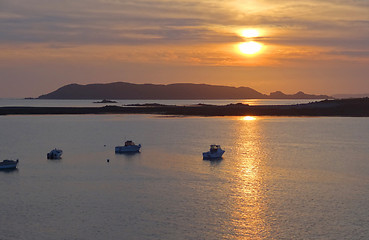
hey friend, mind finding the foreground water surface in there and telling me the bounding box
[1,114,369,239]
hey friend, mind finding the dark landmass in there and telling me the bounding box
[1,98,368,117]
[93,99,117,103]
[124,103,174,107]
[333,93,369,99]
[38,82,332,100]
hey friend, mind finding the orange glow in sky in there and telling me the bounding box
[239,42,263,55]
[0,0,368,97]
[241,29,260,38]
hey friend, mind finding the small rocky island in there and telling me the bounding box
[93,99,117,104]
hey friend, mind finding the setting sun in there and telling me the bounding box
[242,116,256,121]
[239,41,262,55]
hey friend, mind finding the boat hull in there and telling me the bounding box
[0,160,19,170]
[0,165,18,169]
[115,144,141,153]
[202,150,225,160]
[47,154,62,159]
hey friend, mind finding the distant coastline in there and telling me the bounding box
[1,98,368,117]
[38,82,332,100]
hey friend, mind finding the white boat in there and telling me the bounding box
[202,145,225,160]
[0,159,19,170]
[47,149,63,159]
[115,140,141,153]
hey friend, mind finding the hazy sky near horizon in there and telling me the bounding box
[1,0,369,97]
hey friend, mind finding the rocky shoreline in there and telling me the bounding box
[1,98,368,117]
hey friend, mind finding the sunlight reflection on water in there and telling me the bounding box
[227,118,271,239]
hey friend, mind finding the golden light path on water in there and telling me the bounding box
[226,116,270,239]
[242,116,256,121]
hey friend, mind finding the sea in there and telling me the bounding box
[1,99,369,240]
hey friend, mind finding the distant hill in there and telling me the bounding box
[269,91,332,99]
[38,82,332,100]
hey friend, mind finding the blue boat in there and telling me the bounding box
[0,159,19,170]
[47,149,63,159]
[203,145,225,160]
[115,140,141,153]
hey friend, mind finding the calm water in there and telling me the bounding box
[1,114,369,240]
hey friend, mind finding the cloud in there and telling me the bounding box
[0,0,240,45]
[1,0,368,49]
[328,50,369,58]
[0,0,368,66]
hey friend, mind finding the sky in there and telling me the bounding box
[1,0,369,98]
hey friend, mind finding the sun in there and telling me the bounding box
[242,116,256,121]
[239,41,262,55]
[241,29,259,38]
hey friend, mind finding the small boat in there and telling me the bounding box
[47,149,63,159]
[203,145,225,160]
[115,140,141,153]
[0,159,19,170]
